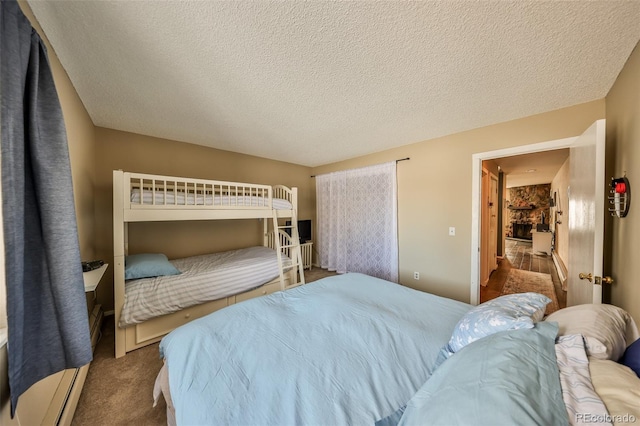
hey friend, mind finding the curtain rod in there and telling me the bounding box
[310,157,410,178]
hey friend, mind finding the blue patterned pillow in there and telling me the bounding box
[448,292,551,353]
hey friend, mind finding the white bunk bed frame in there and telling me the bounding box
[113,170,305,358]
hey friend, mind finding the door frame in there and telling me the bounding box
[488,171,499,273]
[480,167,489,286]
[470,136,577,305]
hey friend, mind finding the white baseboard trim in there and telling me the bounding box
[552,251,567,287]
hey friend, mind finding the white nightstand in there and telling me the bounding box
[83,263,108,292]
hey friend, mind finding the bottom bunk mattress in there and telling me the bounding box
[119,246,290,327]
[157,273,472,425]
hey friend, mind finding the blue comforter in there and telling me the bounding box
[159,273,471,425]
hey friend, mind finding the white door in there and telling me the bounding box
[567,119,608,305]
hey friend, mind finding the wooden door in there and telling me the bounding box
[488,173,499,272]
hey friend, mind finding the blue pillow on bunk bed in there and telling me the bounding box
[125,253,181,280]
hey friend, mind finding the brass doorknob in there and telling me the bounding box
[579,272,593,282]
[602,276,614,285]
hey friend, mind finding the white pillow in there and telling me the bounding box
[545,304,640,361]
[589,359,640,425]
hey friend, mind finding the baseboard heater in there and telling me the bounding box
[50,304,103,425]
[552,251,568,288]
[41,305,102,425]
[301,242,313,270]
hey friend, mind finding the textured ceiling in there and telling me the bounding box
[28,1,640,167]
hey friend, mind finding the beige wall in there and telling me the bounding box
[605,40,640,326]
[312,100,605,303]
[94,128,314,311]
[550,157,570,269]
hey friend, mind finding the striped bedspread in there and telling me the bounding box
[119,246,290,327]
[555,334,612,426]
[130,188,293,209]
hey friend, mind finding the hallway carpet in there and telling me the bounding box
[501,269,560,315]
[482,240,566,308]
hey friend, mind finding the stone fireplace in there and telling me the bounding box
[512,222,533,240]
[506,184,551,239]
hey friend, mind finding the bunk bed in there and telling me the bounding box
[113,170,305,358]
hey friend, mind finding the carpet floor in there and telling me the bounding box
[72,267,337,425]
[72,315,165,426]
[501,269,560,315]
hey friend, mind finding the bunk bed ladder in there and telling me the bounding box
[271,211,306,290]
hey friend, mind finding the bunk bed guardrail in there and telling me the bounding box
[124,171,295,210]
[267,229,296,260]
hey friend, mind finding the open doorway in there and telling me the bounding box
[479,150,569,312]
[469,136,578,306]
[472,120,608,308]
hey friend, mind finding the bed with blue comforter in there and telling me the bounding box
[156,273,640,426]
[158,273,471,425]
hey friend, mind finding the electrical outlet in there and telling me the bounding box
[413,272,419,280]
[449,227,456,236]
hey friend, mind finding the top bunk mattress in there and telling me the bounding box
[130,188,293,210]
[120,246,291,327]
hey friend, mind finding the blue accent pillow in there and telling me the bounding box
[448,292,551,353]
[620,338,640,378]
[125,253,181,280]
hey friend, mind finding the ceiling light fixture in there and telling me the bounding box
[526,169,537,173]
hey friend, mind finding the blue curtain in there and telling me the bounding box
[1,0,92,415]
